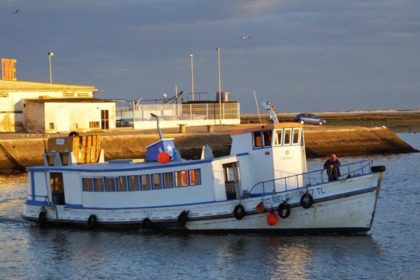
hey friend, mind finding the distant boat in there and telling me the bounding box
[22,103,386,233]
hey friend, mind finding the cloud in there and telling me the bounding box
[1,0,419,112]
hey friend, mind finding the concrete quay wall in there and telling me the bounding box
[0,125,416,172]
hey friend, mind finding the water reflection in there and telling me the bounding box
[0,133,419,279]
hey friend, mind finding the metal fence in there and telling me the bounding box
[117,102,240,123]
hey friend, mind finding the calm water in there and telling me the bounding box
[1,134,419,280]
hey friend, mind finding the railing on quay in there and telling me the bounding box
[116,102,240,126]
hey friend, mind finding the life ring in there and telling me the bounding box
[233,204,245,220]
[371,165,386,173]
[141,218,152,230]
[177,210,189,226]
[277,202,291,218]
[38,210,47,227]
[87,214,97,230]
[68,131,79,137]
[300,193,314,209]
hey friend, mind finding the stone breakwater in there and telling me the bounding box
[0,125,417,173]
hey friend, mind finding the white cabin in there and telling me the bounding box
[228,122,307,197]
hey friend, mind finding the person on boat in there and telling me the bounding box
[324,153,341,181]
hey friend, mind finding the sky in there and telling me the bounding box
[1,0,419,113]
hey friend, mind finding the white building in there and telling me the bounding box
[24,98,115,133]
[0,80,116,133]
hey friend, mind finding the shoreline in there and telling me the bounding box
[0,111,419,173]
[0,125,417,174]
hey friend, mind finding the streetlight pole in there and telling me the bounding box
[48,52,54,83]
[190,54,195,101]
[216,48,222,125]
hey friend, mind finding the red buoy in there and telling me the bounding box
[157,151,171,164]
[256,202,265,213]
[267,211,278,226]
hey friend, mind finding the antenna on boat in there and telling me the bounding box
[150,113,163,140]
[261,102,279,124]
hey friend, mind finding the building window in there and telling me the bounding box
[89,122,100,128]
[101,110,109,129]
[49,123,55,130]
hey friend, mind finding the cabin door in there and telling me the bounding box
[223,162,241,200]
[50,172,65,205]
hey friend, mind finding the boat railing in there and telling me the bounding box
[248,160,374,196]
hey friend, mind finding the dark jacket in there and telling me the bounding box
[324,159,341,181]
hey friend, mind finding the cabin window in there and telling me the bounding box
[275,129,283,145]
[284,129,292,145]
[152,174,161,189]
[117,176,128,191]
[82,169,203,192]
[163,172,174,188]
[175,171,187,187]
[94,177,104,192]
[141,175,151,190]
[293,129,300,145]
[50,172,64,194]
[189,169,201,186]
[253,132,262,148]
[263,131,272,147]
[128,175,140,191]
[82,178,94,192]
[105,177,116,192]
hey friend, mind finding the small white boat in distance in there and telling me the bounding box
[22,103,386,233]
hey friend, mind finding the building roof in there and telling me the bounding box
[0,80,97,92]
[25,98,115,103]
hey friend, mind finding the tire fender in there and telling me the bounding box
[233,204,245,220]
[277,202,291,218]
[141,218,152,230]
[177,210,189,226]
[38,210,47,228]
[371,165,386,173]
[300,193,314,209]
[87,214,97,230]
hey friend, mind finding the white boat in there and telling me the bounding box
[22,103,386,233]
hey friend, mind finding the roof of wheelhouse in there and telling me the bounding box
[231,122,302,135]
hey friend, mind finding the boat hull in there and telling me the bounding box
[22,172,382,234]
